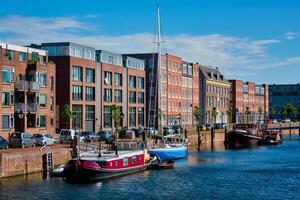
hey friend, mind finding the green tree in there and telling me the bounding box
[61,104,72,128]
[245,106,252,123]
[193,106,202,124]
[285,103,297,119]
[258,106,264,120]
[270,107,276,119]
[111,104,122,137]
[211,107,218,124]
[226,106,232,124]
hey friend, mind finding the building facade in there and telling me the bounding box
[95,50,146,131]
[41,42,96,132]
[125,53,200,129]
[269,84,300,119]
[0,42,56,139]
[199,66,231,124]
[230,80,269,123]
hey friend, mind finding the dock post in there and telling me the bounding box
[211,128,214,151]
[290,122,292,139]
[197,126,201,151]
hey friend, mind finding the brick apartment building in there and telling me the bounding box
[199,66,231,124]
[125,53,200,129]
[95,50,146,131]
[40,42,96,132]
[230,80,269,123]
[0,42,56,139]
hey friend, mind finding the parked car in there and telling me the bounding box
[172,125,183,134]
[9,132,36,148]
[144,127,158,136]
[283,118,291,123]
[163,126,175,136]
[0,136,9,149]
[82,131,98,142]
[272,119,278,123]
[267,119,273,124]
[132,128,145,137]
[257,120,265,125]
[206,124,214,130]
[59,129,84,144]
[125,130,136,139]
[33,133,56,146]
[98,131,113,141]
[214,123,223,129]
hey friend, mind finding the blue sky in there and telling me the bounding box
[0,0,300,84]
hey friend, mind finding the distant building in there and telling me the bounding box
[199,66,231,124]
[269,84,300,119]
[0,42,56,139]
[124,53,199,129]
[230,80,269,123]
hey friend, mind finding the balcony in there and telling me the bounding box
[15,103,27,112]
[29,81,39,91]
[15,80,29,91]
[27,103,39,112]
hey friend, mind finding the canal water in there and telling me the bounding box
[1,136,300,200]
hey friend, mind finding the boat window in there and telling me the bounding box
[115,161,118,166]
[132,155,137,164]
[123,158,128,166]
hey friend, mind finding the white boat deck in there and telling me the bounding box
[79,150,144,161]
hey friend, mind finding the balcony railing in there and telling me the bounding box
[29,81,39,91]
[15,103,27,112]
[27,103,39,112]
[15,80,29,91]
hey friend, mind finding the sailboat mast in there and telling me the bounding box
[157,6,163,134]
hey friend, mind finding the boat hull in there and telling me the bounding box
[148,147,187,161]
[225,131,261,149]
[64,160,149,181]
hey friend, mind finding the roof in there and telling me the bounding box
[41,42,95,51]
[199,66,229,83]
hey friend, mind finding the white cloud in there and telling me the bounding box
[284,32,297,40]
[0,15,299,79]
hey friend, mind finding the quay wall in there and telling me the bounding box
[187,130,225,147]
[0,148,71,178]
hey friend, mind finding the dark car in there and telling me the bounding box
[214,123,223,129]
[132,128,145,137]
[9,132,36,148]
[98,131,113,141]
[0,136,9,149]
[172,125,183,134]
[82,131,98,142]
[206,124,215,130]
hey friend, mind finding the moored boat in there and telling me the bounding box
[152,160,174,170]
[224,124,263,149]
[258,130,283,145]
[64,149,154,181]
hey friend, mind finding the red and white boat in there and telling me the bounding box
[64,149,153,181]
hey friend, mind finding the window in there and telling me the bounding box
[72,66,83,81]
[41,56,46,64]
[132,155,137,164]
[123,157,128,166]
[10,114,14,128]
[2,68,14,83]
[138,77,144,89]
[72,105,82,130]
[50,76,54,91]
[104,71,112,85]
[129,91,136,103]
[27,114,36,128]
[7,50,15,58]
[114,73,122,86]
[104,89,112,102]
[2,91,13,106]
[138,107,144,126]
[138,92,144,104]
[86,105,95,120]
[19,52,26,61]
[2,115,9,130]
[50,118,54,126]
[114,90,122,103]
[38,73,47,87]
[86,68,95,83]
[86,87,95,101]
[129,76,136,88]
[129,107,136,127]
[40,115,46,128]
[31,52,39,60]
[39,93,46,108]
[104,106,112,128]
[72,85,83,100]
[50,97,54,112]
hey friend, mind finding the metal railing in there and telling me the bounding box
[15,103,27,112]
[27,103,39,112]
[15,80,29,90]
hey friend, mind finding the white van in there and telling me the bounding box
[59,129,84,144]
